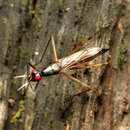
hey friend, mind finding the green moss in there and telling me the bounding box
[15,45,28,68]
[11,79,17,85]
[18,100,25,112]
[19,46,28,55]
[10,100,25,124]
[23,0,28,6]
[117,44,127,70]
[22,28,30,40]
[58,0,63,6]
[29,10,36,15]
[10,111,22,124]
[2,18,8,24]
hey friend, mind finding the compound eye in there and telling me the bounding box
[32,69,37,73]
[34,74,42,81]
[30,69,41,81]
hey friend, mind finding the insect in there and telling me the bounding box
[15,23,111,91]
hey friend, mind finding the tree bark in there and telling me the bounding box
[0,0,129,130]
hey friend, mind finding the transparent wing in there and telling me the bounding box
[60,47,102,71]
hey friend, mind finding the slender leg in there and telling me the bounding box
[33,35,58,64]
[31,37,51,67]
[33,37,51,66]
[61,71,91,91]
[51,36,58,62]
[69,22,112,55]
[34,81,40,90]
[69,63,108,70]
[62,63,108,97]
[72,89,91,97]
[69,34,94,55]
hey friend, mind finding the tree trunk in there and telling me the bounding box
[0,0,129,130]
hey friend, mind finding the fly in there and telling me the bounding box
[15,23,112,91]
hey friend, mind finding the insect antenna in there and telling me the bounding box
[28,62,37,69]
[32,37,51,66]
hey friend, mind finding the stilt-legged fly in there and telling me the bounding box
[15,23,112,91]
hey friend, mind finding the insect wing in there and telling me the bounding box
[60,47,102,71]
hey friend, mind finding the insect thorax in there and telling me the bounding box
[42,63,61,76]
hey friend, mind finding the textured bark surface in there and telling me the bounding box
[0,0,130,130]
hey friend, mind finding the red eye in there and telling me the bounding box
[34,75,42,81]
[30,69,42,81]
[32,69,37,73]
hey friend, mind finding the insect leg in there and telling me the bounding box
[69,22,112,56]
[69,63,108,70]
[61,71,91,91]
[34,81,40,90]
[33,37,51,66]
[51,35,58,62]
[69,34,94,56]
